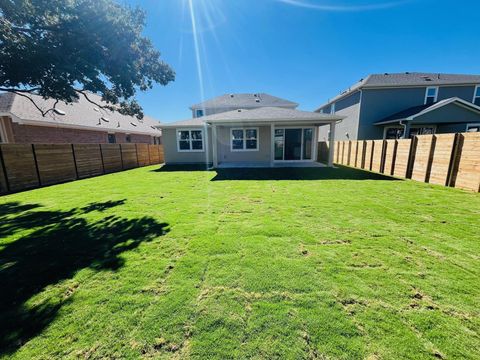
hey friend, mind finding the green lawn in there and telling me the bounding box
[1,165,479,359]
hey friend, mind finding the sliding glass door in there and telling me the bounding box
[274,127,314,161]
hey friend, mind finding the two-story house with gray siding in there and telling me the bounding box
[316,73,480,141]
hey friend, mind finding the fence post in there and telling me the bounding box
[391,140,398,176]
[447,133,462,187]
[406,137,417,179]
[71,144,79,180]
[0,145,10,193]
[99,144,106,174]
[31,144,42,186]
[119,143,124,170]
[425,135,436,183]
[135,143,140,168]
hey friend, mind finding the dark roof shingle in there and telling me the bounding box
[190,93,298,110]
[0,92,162,136]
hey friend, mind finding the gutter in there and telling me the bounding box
[2,113,162,137]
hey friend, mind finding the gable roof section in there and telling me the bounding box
[190,93,299,110]
[0,92,162,136]
[374,97,480,125]
[316,72,480,111]
[161,107,342,128]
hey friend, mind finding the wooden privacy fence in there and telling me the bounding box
[318,132,480,192]
[0,143,164,195]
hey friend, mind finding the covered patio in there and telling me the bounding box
[160,107,342,168]
[204,107,342,168]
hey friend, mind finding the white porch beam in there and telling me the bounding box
[212,124,218,168]
[328,122,336,167]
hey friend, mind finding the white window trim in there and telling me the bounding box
[473,85,480,104]
[466,123,480,132]
[424,86,439,104]
[230,127,259,152]
[177,128,205,152]
[331,103,336,114]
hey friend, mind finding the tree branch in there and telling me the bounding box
[3,90,61,117]
[75,89,118,113]
[10,92,50,117]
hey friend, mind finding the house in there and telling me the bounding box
[190,93,299,118]
[0,92,162,144]
[316,72,480,141]
[160,94,342,168]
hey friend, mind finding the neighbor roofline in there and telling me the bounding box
[373,97,480,125]
[1,112,161,136]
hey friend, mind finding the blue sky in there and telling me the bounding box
[125,0,480,122]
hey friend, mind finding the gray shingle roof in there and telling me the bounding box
[190,93,298,110]
[161,107,342,128]
[374,97,480,125]
[317,72,480,111]
[0,92,162,136]
[364,73,480,87]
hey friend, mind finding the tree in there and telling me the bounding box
[0,0,175,119]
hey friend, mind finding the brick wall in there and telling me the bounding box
[11,123,154,144]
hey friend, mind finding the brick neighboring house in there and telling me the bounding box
[0,92,162,144]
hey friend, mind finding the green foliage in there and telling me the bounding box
[0,0,175,118]
[1,166,479,359]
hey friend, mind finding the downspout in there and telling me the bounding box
[399,120,408,139]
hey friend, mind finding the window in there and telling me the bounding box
[154,136,162,145]
[473,86,480,106]
[177,129,204,152]
[195,109,204,118]
[384,127,405,139]
[108,134,116,143]
[126,134,131,143]
[408,126,436,138]
[424,87,438,105]
[274,129,284,160]
[231,128,258,151]
[331,102,336,114]
[303,128,313,160]
[466,123,480,132]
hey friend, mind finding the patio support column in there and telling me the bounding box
[328,121,336,167]
[270,123,275,167]
[212,124,218,168]
[204,123,210,168]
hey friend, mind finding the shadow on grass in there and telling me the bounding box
[0,201,169,355]
[154,164,400,181]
